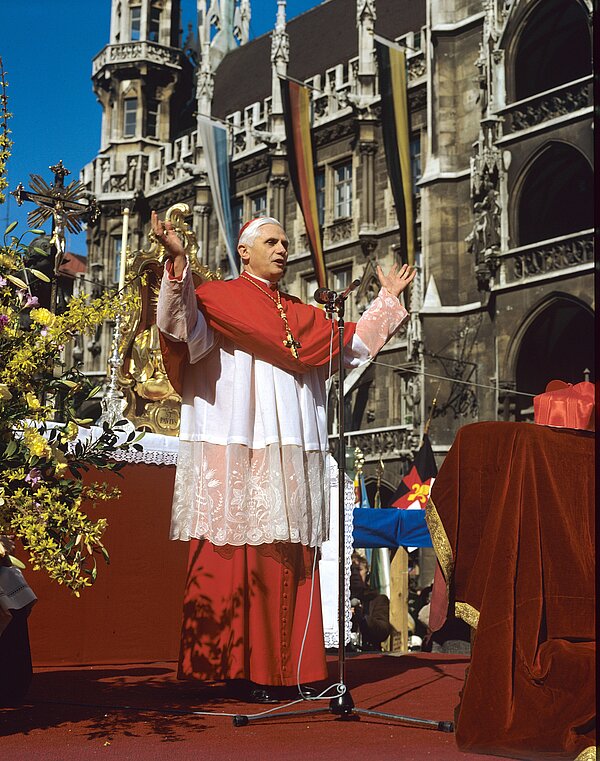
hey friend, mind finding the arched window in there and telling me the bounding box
[514,296,594,418]
[517,143,592,246]
[514,0,591,101]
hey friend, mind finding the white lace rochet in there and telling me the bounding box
[170,441,330,547]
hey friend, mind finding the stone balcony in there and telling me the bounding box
[92,41,183,76]
[498,75,592,134]
[497,229,593,286]
[329,424,416,461]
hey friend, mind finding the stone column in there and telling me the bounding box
[269,168,288,227]
[193,202,212,267]
[358,137,377,229]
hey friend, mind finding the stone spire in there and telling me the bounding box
[357,0,376,89]
[196,0,252,114]
[197,0,215,116]
[270,0,289,133]
[234,0,251,44]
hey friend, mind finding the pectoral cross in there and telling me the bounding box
[283,333,302,359]
[276,302,302,359]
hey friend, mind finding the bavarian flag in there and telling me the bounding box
[390,434,437,509]
[375,39,414,267]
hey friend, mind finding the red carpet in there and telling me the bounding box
[1,653,528,761]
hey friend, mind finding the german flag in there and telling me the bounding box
[375,40,414,267]
[390,435,437,509]
[281,78,327,288]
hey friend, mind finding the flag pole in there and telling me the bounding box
[422,382,441,442]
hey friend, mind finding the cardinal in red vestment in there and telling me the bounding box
[154,211,415,701]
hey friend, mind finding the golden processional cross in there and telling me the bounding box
[11,160,100,312]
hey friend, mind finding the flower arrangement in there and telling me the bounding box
[0,58,140,594]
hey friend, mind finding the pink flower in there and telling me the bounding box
[26,294,39,308]
[25,468,42,486]
[0,314,9,330]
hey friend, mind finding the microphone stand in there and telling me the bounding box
[233,287,453,732]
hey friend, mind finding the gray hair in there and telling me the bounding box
[238,216,283,248]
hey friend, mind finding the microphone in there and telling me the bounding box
[313,278,361,305]
[313,287,336,305]
[338,278,362,301]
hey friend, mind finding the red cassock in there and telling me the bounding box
[179,541,327,686]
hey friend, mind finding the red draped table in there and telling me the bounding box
[427,421,595,759]
[25,438,188,665]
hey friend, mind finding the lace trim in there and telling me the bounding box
[321,463,355,648]
[170,441,329,547]
[109,449,178,466]
[58,424,180,467]
[0,567,37,612]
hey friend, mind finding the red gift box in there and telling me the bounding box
[533,380,595,431]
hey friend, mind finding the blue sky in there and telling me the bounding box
[0,0,320,254]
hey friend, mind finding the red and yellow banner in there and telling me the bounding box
[281,79,327,288]
[376,41,414,267]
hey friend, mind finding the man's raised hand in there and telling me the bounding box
[376,262,416,298]
[151,210,187,278]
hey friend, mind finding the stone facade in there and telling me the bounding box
[82,0,594,497]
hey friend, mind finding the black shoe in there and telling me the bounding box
[247,687,283,704]
[246,684,320,703]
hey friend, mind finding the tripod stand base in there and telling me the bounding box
[232,686,454,731]
[330,689,359,721]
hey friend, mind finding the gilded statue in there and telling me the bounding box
[118,203,221,435]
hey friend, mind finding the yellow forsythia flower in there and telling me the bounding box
[25,392,41,410]
[23,428,51,459]
[64,421,79,441]
[29,308,56,327]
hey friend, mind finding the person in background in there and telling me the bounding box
[0,536,37,706]
[350,551,392,651]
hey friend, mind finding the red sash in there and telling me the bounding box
[159,276,357,395]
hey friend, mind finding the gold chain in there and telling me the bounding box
[240,273,302,359]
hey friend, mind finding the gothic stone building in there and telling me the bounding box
[82,0,594,510]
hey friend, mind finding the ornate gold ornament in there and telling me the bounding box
[118,203,221,435]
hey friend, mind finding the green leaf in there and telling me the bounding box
[86,385,102,399]
[33,247,50,257]
[29,268,51,283]
[4,221,18,235]
[8,555,25,570]
[73,417,93,426]
[6,274,28,289]
[59,380,79,389]
[5,439,17,457]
